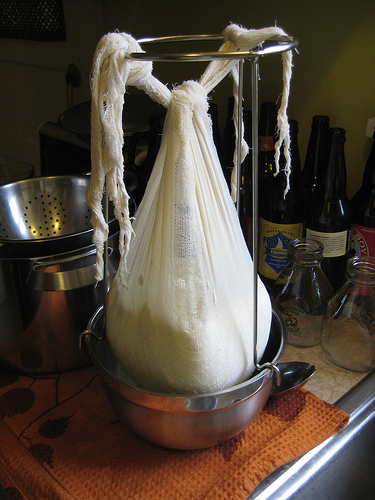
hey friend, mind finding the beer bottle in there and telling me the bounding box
[258,102,278,198]
[301,115,330,203]
[305,127,352,291]
[259,119,304,290]
[222,96,236,188]
[238,109,253,251]
[351,127,375,257]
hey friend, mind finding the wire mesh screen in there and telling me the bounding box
[0,1,66,41]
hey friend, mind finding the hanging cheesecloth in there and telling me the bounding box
[87,23,293,394]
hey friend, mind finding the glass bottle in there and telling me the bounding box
[259,119,304,290]
[238,109,253,252]
[208,102,223,169]
[305,127,352,292]
[258,102,278,198]
[274,238,333,347]
[351,128,375,257]
[321,256,375,372]
[301,115,330,204]
[222,96,236,188]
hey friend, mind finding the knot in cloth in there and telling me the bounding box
[94,32,152,89]
[170,81,208,142]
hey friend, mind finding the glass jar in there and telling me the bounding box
[321,256,375,372]
[273,238,333,347]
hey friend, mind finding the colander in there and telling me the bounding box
[0,175,118,258]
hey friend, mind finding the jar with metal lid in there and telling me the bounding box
[321,256,375,372]
[274,237,333,347]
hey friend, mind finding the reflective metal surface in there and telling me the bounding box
[0,175,118,258]
[249,369,375,499]
[133,34,298,62]
[0,235,119,373]
[271,362,315,396]
[84,307,287,450]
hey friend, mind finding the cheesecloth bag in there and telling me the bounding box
[87,24,293,394]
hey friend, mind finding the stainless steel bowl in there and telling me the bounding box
[84,306,287,450]
[0,175,118,259]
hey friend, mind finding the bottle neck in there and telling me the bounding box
[288,238,324,265]
[319,140,347,196]
[361,134,375,187]
[348,256,375,286]
[258,103,277,139]
[303,123,329,176]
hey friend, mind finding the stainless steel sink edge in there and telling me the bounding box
[248,370,375,500]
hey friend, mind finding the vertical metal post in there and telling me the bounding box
[236,59,244,212]
[251,56,260,369]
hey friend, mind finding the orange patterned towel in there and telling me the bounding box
[0,366,349,500]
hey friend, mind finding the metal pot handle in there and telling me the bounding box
[28,246,116,292]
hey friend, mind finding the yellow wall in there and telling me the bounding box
[0,0,374,198]
[101,0,375,198]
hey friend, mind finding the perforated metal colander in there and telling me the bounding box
[0,176,118,259]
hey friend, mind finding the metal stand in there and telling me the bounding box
[101,33,298,380]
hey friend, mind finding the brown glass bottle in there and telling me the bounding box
[351,128,375,257]
[258,102,278,199]
[258,119,304,290]
[222,96,236,188]
[301,115,330,204]
[208,102,223,169]
[305,127,352,291]
[238,109,253,252]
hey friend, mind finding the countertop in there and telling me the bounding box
[281,343,368,404]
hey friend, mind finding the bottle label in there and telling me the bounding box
[259,136,274,152]
[351,224,375,257]
[305,228,349,257]
[259,218,303,280]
